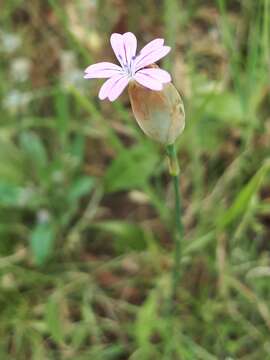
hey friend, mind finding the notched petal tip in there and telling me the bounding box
[110,32,122,39]
[135,45,172,71]
[135,68,172,90]
[84,62,122,79]
[98,88,108,100]
[98,75,129,102]
[162,46,171,56]
[123,31,136,37]
[110,32,137,68]
[139,38,165,56]
[163,72,172,83]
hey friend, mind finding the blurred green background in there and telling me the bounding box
[1,0,270,359]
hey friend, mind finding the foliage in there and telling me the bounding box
[0,0,270,359]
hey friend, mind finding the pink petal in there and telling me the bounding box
[134,72,163,91]
[137,68,171,83]
[108,76,130,101]
[135,46,171,71]
[139,38,164,55]
[98,75,129,101]
[110,32,137,67]
[84,62,122,78]
[123,32,137,65]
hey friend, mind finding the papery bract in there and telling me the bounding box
[128,79,185,144]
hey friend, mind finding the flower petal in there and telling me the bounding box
[137,68,171,83]
[139,38,164,55]
[110,32,137,68]
[123,32,137,65]
[108,76,129,101]
[135,46,171,71]
[110,33,125,66]
[134,72,163,91]
[84,62,122,78]
[98,74,129,101]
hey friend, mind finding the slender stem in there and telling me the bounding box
[166,144,184,306]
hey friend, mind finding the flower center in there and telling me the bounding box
[119,54,136,78]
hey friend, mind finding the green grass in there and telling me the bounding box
[0,0,270,359]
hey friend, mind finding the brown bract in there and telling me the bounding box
[128,75,185,144]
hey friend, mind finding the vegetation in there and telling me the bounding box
[0,0,270,358]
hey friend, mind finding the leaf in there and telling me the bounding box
[205,91,244,123]
[0,138,25,183]
[183,231,215,255]
[0,182,39,208]
[135,290,158,348]
[68,135,86,163]
[218,161,270,228]
[0,182,23,206]
[19,131,48,170]
[104,144,159,193]
[54,90,70,138]
[68,176,94,202]
[30,221,55,265]
[45,296,64,343]
[92,221,147,252]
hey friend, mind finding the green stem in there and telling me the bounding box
[166,144,184,307]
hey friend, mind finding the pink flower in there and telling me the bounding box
[84,32,172,102]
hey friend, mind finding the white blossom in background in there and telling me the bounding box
[0,30,22,54]
[10,57,31,82]
[18,187,35,207]
[2,90,32,114]
[37,209,51,224]
[60,50,85,88]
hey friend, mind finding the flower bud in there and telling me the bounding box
[128,80,185,144]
